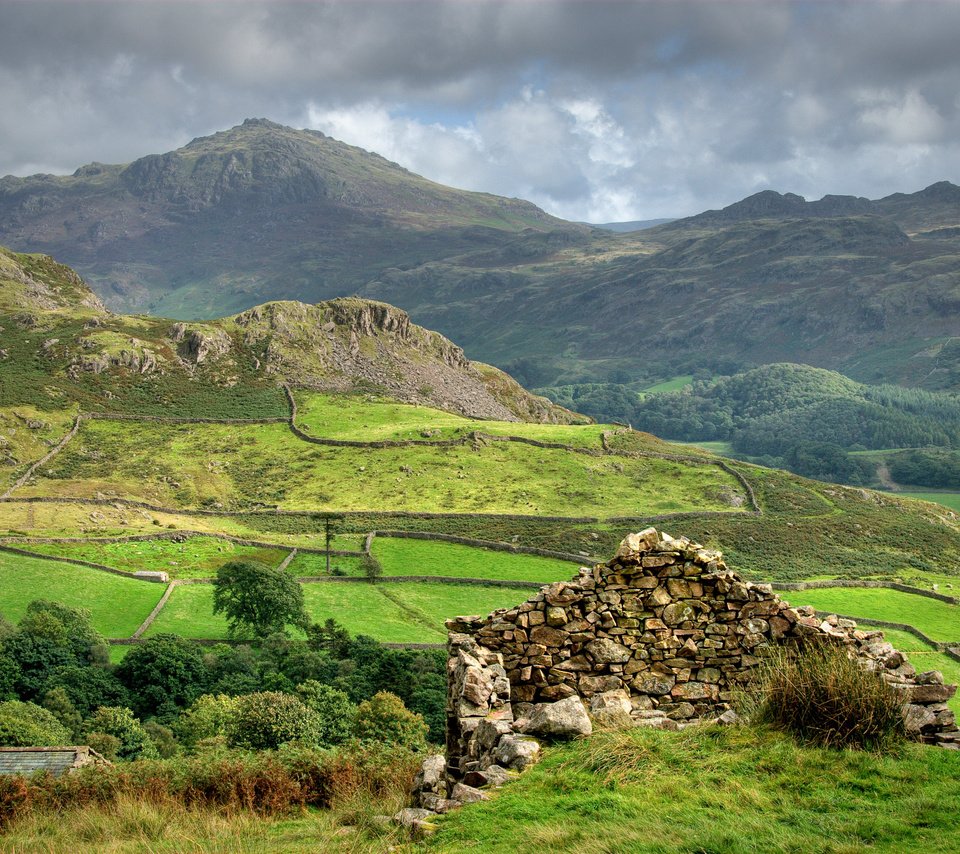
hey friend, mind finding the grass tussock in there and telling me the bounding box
[756,642,905,750]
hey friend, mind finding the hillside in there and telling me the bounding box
[0,119,581,318]
[0,246,576,423]
[566,363,960,485]
[3,121,958,391]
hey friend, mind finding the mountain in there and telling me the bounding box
[586,218,675,232]
[0,246,580,423]
[0,119,583,317]
[1,120,958,391]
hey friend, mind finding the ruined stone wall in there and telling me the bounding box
[445,528,959,751]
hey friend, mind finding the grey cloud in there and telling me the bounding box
[0,1,958,220]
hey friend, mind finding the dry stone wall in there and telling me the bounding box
[446,528,959,750]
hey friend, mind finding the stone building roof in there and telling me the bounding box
[0,746,110,777]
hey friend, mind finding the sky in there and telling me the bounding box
[2,0,959,223]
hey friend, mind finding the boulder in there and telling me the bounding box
[495,734,542,770]
[521,696,592,739]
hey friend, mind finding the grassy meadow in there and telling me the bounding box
[371,536,579,582]
[23,535,290,579]
[789,587,960,642]
[420,725,960,854]
[0,550,163,637]
[24,417,745,515]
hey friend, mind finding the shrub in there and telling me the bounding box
[0,700,72,746]
[295,681,355,747]
[757,642,905,749]
[82,707,159,761]
[352,691,428,751]
[175,694,240,749]
[227,692,321,750]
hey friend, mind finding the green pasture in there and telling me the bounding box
[371,536,579,583]
[902,492,960,513]
[143,578,530,644]
[23,536,290,579]
[26,418,746,516]
[286,551,366,577]
[422,725,960,854]
[638,374,694,395]
[293,390,609,448]
[0,406,77,491]
[0,550,163,638]
[786,587,960,642]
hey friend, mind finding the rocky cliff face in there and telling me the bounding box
[231,297,580,421]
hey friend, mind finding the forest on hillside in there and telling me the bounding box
[541,363,960,487]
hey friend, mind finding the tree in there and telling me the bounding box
[226,691,321,750]
[82,706,159,761]
[175,693,240,749]
[295,680,354,747]
[212,560,309,638]
[352,691,428,751]
[0,700,72,746]
[115,634,208,719]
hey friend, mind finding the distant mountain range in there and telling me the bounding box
[1,119,958,390]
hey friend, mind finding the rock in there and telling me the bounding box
[717,709,740,726]
[394,807,434,828]
[463,765,512,788]
[450,783,490,804]
[413,754,446,790]
[521,696,592,739]
[585,638,631,664]
[495,734,542,770]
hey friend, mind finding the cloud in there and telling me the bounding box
[1,1,959,220]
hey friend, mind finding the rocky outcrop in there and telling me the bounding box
[169,323,232,365]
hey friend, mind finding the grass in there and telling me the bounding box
[371,536,580,582]
[785,587,960,642]
[22,536,290,579]
[0,550,164,638]
[901,491,960,513]
[286,552,366,577]
[143,578,530,643]
[638,374,694,395]
[0,406,77,491]
[26,418,746,516]
[293,390,609,448]
[420,724,960,854]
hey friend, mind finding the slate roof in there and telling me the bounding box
[0,746,109,777]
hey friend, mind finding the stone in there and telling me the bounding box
[546,606,567,627]
[662,602,697,626]
[521,696,593,738]
[586,638,631,664]
[463,765,513,788]
[414,754,446,790]
[530,625,569,647]
[495,734,542,770]
[544,582,583,606]
[394,808,434,828]
[450,783,490,804]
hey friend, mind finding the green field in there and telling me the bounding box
[286,551,366,577]
[26,418,745,516]
[293,391,609,448]
[144,578,530,644]
[902,492,960,513]
[638,374,694,395]
[371,536,579,582]
[23,536,290,579]
[786,587,960,642]
[0,550,163,638]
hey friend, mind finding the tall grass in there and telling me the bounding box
[756,643,905,749]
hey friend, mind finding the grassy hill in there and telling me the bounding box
[1,250,960,693]
[3,121,958,393]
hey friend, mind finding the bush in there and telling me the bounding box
[352,691,428,751]
[0,700,72,746]
[295,681,354,747]
[82,707,159,761]
[757,643,905,749]
[227,692,321,750]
